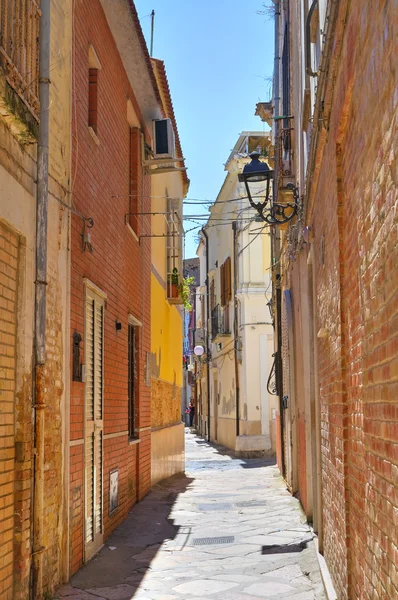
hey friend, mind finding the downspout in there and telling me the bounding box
[232,222,240,438]
[32,0,50,597]
[271,0,285,476]
[202,229,211,442]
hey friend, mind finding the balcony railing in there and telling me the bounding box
[211,304,231,340]
[0,0,41,120]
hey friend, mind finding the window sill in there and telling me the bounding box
[167,297,184,306]
[88,126,100,146]
[128,437,140,446]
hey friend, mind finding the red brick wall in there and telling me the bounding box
[70,0,152,574]
[306,1,397,598]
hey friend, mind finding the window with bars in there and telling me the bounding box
[0,0,41,120]
[128,324,138,438]
[210,279,215,312]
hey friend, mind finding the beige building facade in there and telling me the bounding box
[195,132,277,456]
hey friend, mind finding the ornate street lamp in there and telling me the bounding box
[238,151,298,225]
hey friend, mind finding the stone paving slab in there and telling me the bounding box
[56,431,326,600]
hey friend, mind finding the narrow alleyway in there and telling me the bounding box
[58,433,326,600]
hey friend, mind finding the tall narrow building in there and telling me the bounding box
[149,58,189,485]
[69,0,160,574]
[195,132,277,456]
[0,1,72,597]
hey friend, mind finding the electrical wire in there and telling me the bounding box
[111,190,267,205]
[238,225,266,256]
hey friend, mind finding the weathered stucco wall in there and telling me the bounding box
[151,378,181,430]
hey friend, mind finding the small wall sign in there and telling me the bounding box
[109,469,119,514]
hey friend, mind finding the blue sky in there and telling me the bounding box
[134,0,274,258]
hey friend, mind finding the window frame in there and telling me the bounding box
[88,68,98,133]
[128,323,138,439]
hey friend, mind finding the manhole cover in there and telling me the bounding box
[193,536,235,546]
[236,500,268,508]
[197,503,233,511]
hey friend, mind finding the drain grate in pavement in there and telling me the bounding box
[236,500,268,507]
[197,503,233,511]
[193,536,235,546]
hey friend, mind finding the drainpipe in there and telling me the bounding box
[232,222,240,438]
[270,0,285,476]
[202,229,211,442]
[32,0,50,597]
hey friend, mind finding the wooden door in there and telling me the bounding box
[84,286,104,561]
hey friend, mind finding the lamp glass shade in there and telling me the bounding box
[244,172,270,183]
[193,345,204,356]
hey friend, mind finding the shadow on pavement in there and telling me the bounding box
[187,431,276,470]
[261,541,309,555]
[64,472,194,596]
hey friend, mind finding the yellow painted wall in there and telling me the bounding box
[150,173,185,483]
[151,274,183,387]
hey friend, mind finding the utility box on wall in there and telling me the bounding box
[153,118,175,158]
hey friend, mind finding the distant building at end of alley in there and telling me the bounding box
[182,257,200,425]
[194,132,278,457]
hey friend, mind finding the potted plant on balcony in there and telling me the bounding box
[168,267,179,298]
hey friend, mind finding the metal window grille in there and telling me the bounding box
[0,0,41,119]
[211,304,231,340]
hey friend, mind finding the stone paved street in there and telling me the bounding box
[57,432,326,600]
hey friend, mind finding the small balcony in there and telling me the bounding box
[0,0,41,128]
[211,304,231,340]
[166,277,183,305]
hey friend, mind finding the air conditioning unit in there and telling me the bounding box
[153,118,175,159]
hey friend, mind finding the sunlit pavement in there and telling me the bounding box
[57,430,325,600]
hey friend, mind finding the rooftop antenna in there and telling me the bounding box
[150,10,155,57]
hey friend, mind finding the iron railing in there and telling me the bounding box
[0,0,41,120]
[211,304,231,340]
